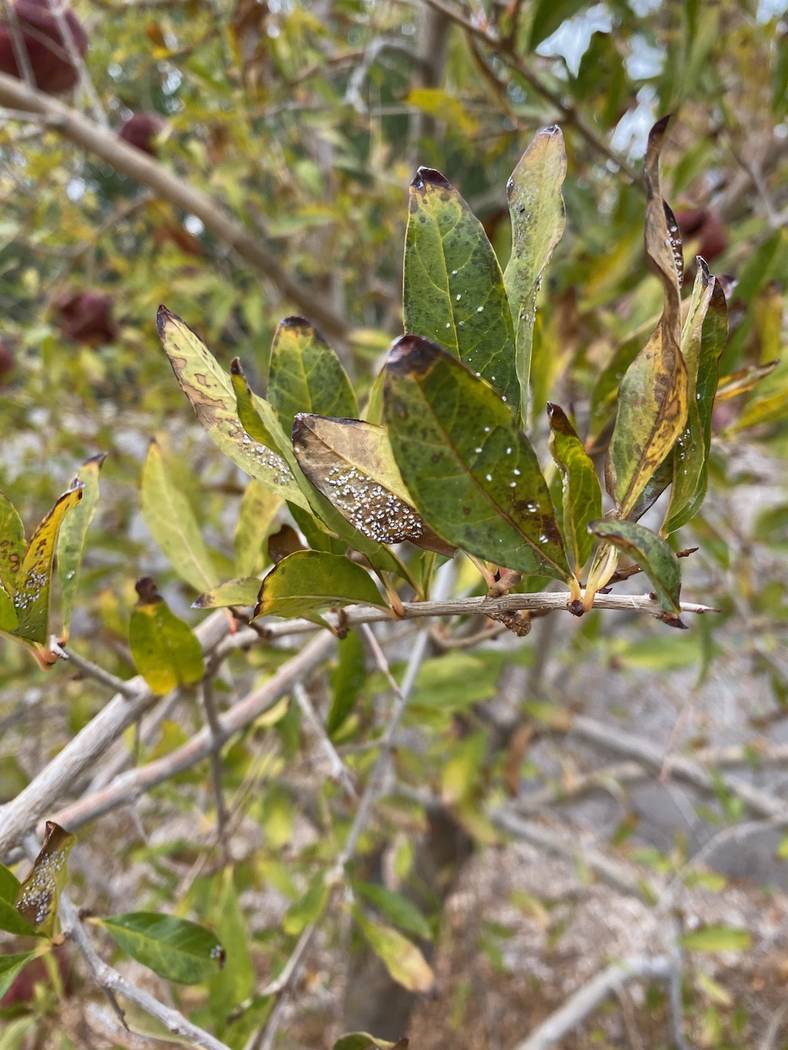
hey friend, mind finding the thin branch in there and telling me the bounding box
[199,677,230,848]
[293,681,357,801]
[0,0,36,88]
[511,954,674,1050]
[49,4,108,126]
[50,638,140,700]
[0,72,349,340]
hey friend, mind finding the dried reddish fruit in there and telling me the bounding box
[0,0,87,95]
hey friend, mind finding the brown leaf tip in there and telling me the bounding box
[540,123,562,137]
[135,576,161,604]
[156,304,174,336]
[280,315,311,330]
[411,166,451,191]
[545,402,575,436]
[387,334,440,376]
[229,356,243,376]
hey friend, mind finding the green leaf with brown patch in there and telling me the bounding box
[383,336,572,582]
[156,307,302,505]
[15,821,76,935]
[141,439,218,594]
[607,117,688,518]
[56,453,106,640]
[129,578,205,694]
[13,486,83,646]
[504,125,567,424]
[403,167,518,408]
[267,316,358,433]
[547,403,602,571]
[588,519,685,627]
[292,414,454,556]
[254,550,387,622]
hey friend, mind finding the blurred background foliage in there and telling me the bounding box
[0,0,786,1046]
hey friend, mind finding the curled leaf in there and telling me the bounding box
[588,519,685,627]
[15,821,76,934]
[607,118,688,519]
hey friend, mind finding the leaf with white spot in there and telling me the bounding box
[292,414,454,556]
[13,487,83,647]
[15,821,76,935]
[403,167,517,409]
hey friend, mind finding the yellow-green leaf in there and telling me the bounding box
[547,403,602,571]
[267,316,357,433]
[588,519,684,627]
[234,480,281,577]
[504,125,567,425]
[141,439,218,593]
[0,583,18,633]
[193,577,260,610]
[129,578,205,694]
[355,912,434,993]
[0,952,41,999]
[403,167,518,409]
[607,117,688,518]
[156,307,302,503]
[56,453,106,640]
[681,925,751,954]
[254,551,387,621]
[292,414,454,556]
[13,487,83,646]
[15,821,76,935]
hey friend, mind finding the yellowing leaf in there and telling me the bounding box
[129,578,205,694]
[13,487,83,646]
[15,821,76,935]
[681,925,751,954]
[607,118,688,518]
[355,912,434,993]
[0,492,25,595]
[141,439,218,593]
[504,125,567,425]
[193,577,260,609]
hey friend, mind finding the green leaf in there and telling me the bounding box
[254,551,387,621]
[129,578,205,694]
[0,952,40,1000]
[662,261,716,533]
[267,316,358,433]
[333,1034,408,1050]
[15,821,76,935]
[355,911,434,993]
[383,336,572,582]
[234,480,281,577]
[0,863,20,902]
[282,875,330,936]
[292,414,454,556]
[0,896,39,937]
[98,911,225,984]
[208,870,254,1013]
[354,883,431,941]
[327,629,366,738]
[681,925,751,954]
[0,583,17,633]
[547,403,602,571]
[56,453,105,640]
[588,519,684,626]
[193,577,261,610]
[12,486,84,646]
[504,125,567,424]
[440,732,488,805]
[529,0,589,48]
[607,118,688,519]
[0,492,25,595]
[403,167,517,409]
[156,307,302,504]
[141,439,218,593]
